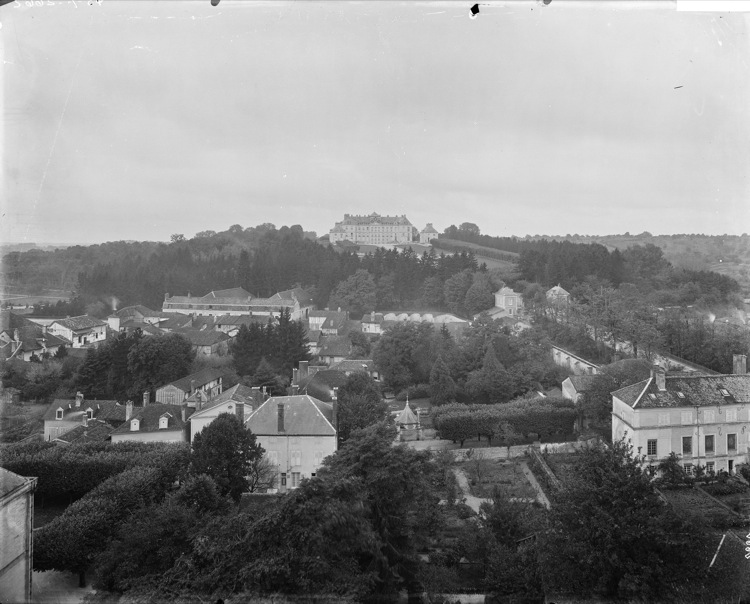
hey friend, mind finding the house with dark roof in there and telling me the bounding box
[173,328,231,356]
[316,335,352,366]
[214,314,274,336]
[0,468,36,603]
[0,311,68,361]
[47,315,107,348]
[612,355,750,475]
[43,393,124,441]
[53,418,114,445]
[328,359,379,381]
[189,384,260,442]
[154,368,226,406]
[110,403,191,443]
[561,375,599,404]
[546,284,571,304]
[245,394,337,492]
[308,310,349,335]
[296,369,348,403]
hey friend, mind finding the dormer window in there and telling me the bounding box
[159,415,169,429]
[56,408,63,420]
[86,408,94,419]
[719,388,730,397]
[130,419,140,431]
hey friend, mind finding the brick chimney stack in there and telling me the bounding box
[733,354,747,375]
[126,400,133,421]
[75,392,84,408]
[277,402,285,433]
[236,402,244,425]
[298,361,309,382]
[143,391,150,407]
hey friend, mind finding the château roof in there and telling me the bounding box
[613,374,750,409]
[110,403,190,435]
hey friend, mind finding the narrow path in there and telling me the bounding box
[520,460,551,509]
[452,467,489,513]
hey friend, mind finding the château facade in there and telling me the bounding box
[329,213,413,245]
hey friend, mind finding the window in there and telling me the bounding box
[647,440,657,456]
[684,463,693,475]
[130,419,140,431]
[704,410,715,424]
[706,462,715,474]
[311,472,316,478]
[267,450,278,465]
[56,408,63,420]
[291,472,301,488]
[726,409,737,422]
[159,416,169,429]
[314,450,324,466]
[705,435,715,454]
[291,450,302,467]
[658,413,669,426]
[719,388,730,397]
[727,433,737,452]
[682,436,692,455]
[86,409,93,419]
[280,472,287,486]
[680,412,692,425]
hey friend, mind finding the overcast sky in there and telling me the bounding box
[3,1,749,245]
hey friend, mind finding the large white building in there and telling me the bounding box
[612,356,750,475]
[245,394,337,492]
[328,213,413,245]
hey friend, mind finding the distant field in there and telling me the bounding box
[438,238,520,258]
[0,290,72,305]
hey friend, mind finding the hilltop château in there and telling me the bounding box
[329,213,414,245]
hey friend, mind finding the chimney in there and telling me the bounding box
[291,384,299,396]
[371,311,375,322]
[277,402,285,433]
[82,413,88,427]
[125,400,133,421]
[262,386,270,401]
[75,392,84,408]
[651,365,666,391]
[235,402,244,425]
[107,315,121,333]
[143,391,150,407]
[190,379,196,394]
[196,390,203,412]
[13,329,19,342]
[299,361,309,382]
[181,405,186,423]
[292,368,298,385]
[733,354,747,375]
[188,292,191,299]
[42,324,48,335]
[165,292,169,300]
[332,400,338,435]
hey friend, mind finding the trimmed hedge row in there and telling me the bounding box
[432,397,576,446]
[34,465,174,578]
[0,440,190,500]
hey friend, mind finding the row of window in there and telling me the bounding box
[655,409,741,426]
[266,450,326,467]
[647,433,738,456]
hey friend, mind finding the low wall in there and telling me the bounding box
[551,345,599,375]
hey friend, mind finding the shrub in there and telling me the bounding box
[396,383,431,401]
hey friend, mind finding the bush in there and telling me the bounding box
[701,480,748,497]
[738,464,750,483]
[453,502,476,519]
[0,441,190,501]
[396,383,431,401]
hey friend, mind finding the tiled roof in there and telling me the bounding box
[174,330,230,347]
[115,305,159,319]
[158,314,194,330]
[305,329,322,343]
[120,321,164,336]
[110,403,190,435]
[567,375,599,391]
[421,223,438,234]
[624,374,750,409]
[329,359,375,374]
[317,335,351,358]
[202,287,252,300]
[55,419,114,444]
[215,314,273,327]
[611,379,651,408]
[362,313,384,324]
[298,370,348,401]
[547,285,570,297]
[245,395,335,436]
[164,368,227,393]
[191,383,256,416]
[396,402,418,426]
[495,287,521,297]
[43,399,123,422]
[275,287,314,308]
[53,315,107,330]
[338,213,412,226]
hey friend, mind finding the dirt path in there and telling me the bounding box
[452,467,489,513]
[32,571,94,604]
[520,460,551,509]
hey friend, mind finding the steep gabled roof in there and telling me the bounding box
[567,375,599,392]
[190,384,256,418]
[612,378,652,408]
[43,399,123,422]
[54,419,114,444]
[626,374,750,409]
[317,335,352,358]
[245,395,335,436]
[110,403,190,435]
[162,367,227,393]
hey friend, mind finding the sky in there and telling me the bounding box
[2,0,749,245]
